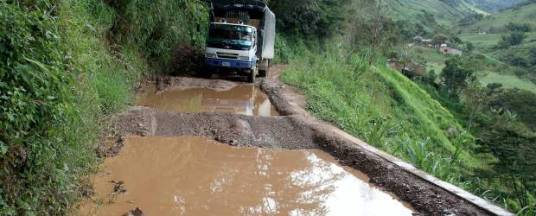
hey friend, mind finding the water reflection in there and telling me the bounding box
[79,136,413,216]
[136,85,278,116]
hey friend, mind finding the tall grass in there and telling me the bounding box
[1,0,207,214]
[278,45,536,213]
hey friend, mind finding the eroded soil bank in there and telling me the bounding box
[81,136,414,216]
[87,67,507,216]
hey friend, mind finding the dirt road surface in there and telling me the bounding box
[90,65,511,216]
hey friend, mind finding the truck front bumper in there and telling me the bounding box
[206,58,255,70]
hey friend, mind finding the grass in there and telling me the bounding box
[279,45,536,213]
[408,46,446,73]
[1,0,206,214]
[463,3,536,33]
[408,44,536,94]
[480,71,536,93]
[384,0,475,25]
[460,32,536,50]
[281,48,491,180]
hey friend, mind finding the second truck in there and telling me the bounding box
[204,0,276,83]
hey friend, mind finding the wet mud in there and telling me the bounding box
[137,84,278,116]
[91,67,509,216]
[81,136,414,216]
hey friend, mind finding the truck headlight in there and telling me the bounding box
[238,56,249,61]
[206,53,217,58]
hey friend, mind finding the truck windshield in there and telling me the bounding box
[207,24,254,51]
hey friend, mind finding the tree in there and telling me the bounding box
[491,89,536,129]
[347,0,401,65]
[530,47,536,66]
[465,42,474,52]
[432,33,448,45]
[440,58,476,97]
[269,0,349,38]
[498,31,526,48]
[506,22,531,32]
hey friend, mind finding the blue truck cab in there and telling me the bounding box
[205,22,258,77]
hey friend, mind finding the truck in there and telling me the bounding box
[204,0,276,83]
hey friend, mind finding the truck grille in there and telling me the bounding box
[217,52,239,59]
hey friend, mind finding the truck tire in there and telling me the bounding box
[258,59,270,77]
[248,68,257,83]
[200,65,212,78]
[260,66,270,78]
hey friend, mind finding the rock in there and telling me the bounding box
[124,207,144,216]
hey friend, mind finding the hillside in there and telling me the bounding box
[465,0,526,12]
[385,0,475,25]
[0,0,208,214]
[456,2,536,89]
[463,2,536,32]
[280,45,492,195]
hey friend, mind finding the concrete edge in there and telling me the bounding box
[329,125,514,216]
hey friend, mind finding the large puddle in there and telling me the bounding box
[80,136,414,216]
[137,85,278,116]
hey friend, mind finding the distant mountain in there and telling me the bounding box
[462,2,536,32]
[465,0,527,12]
[386,0,475,25]
[385,0,529,30]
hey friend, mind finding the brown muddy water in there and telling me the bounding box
[136,85,278,116]
[79,136,414,216]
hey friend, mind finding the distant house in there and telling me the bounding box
[413,36,424,43]
[440,47,463,56]
[413,36,433,47]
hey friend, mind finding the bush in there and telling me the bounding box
[269,0,348,38]
[506,22,531,32]
[530,47,536,66]
[106,0,208,73]
[439,58,476,97]
[498,31,526,48]
[1,0,207,214]
[1,2,93,214]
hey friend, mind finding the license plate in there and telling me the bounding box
[222,62,231,67]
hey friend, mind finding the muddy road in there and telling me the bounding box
[80,66,511,216]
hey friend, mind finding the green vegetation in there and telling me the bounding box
[462,2,536,33]
[280,46,499,204]
[269,0,348,38]
[385,0,476,25]
[480,72,536,93]
[2,0,535,215]
[0,0,207,214]
[276,0,536,214]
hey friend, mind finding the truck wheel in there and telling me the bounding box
[262,66,270,78]
[248,71,256,83]
[200,65,212,78]
[258,59,270,77]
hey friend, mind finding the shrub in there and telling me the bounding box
[506,22,531,32]
[105,0,208,73]
[269,0,349,38]
[498,31,526,48]
[1,2,91,214]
